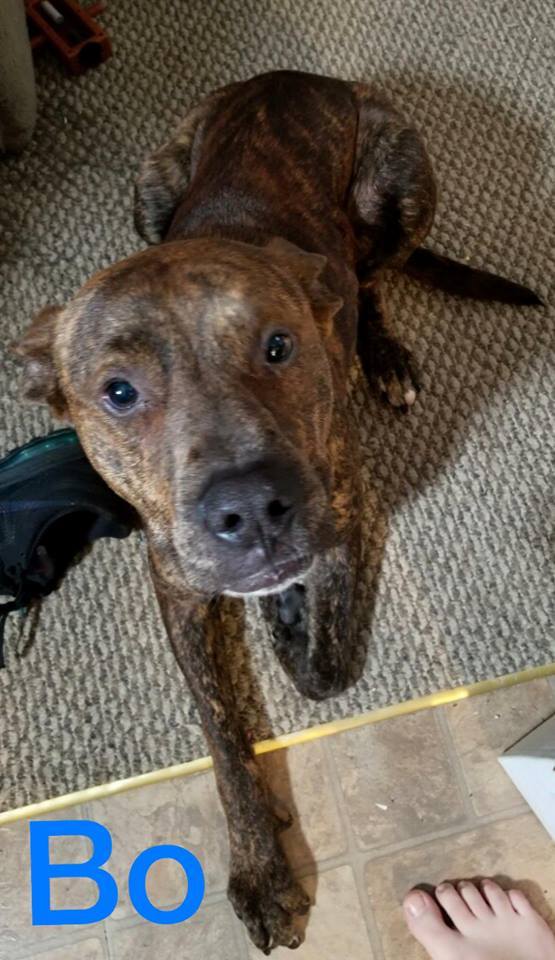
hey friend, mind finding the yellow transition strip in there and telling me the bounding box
[2,661,555,826]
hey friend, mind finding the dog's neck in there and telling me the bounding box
[165,183,348,264]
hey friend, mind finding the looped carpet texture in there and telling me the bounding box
[0,0,553,812]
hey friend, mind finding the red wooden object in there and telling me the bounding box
[26,0,111,75]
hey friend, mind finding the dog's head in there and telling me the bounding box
[14,237,347,596]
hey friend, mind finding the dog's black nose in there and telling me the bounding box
[199,462,300,549]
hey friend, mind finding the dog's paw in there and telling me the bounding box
[228,855,310,954]
[359,335,420,411]
[377,362,419,411]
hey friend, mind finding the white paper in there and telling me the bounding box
[499,714,555,841]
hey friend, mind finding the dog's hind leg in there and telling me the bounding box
[348,87,436,405]
[357,281,420,409]
[349,86,437,277]
[351,86,540,336]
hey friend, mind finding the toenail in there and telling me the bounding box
[436,883,452,894]
[405,891,427,917]
[458,881,470,889]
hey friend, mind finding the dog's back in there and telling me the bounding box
[163,72,360,259]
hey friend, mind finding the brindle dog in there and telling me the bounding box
[14,71,539,952]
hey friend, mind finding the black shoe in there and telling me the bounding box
[0,428,138,667]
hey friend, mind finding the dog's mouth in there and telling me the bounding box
[224,553,313,597]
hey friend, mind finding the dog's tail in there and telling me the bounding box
[402,247,543,306]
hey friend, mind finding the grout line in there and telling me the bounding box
[235,910,254,959]
[435,704,477,822]
[353,804,534,862]
[105,883,231,928]
[200,887,230,908]
[100,921,111,959]
[105,911,150,938]
[319,737,359,861]
[351,857,386,960]
[105,892,250,958]
[8,929,108,960]
[320,737,386,960]
[436,703,536,828]
[289,800,533,878]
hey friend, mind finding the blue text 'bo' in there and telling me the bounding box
[29,820,205,925]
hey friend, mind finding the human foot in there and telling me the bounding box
[403,879,555,960]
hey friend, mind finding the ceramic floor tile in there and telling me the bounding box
[87,772,229,920]
[259,742,346,869]
[365,813,555,960]
[23,937,107,959]
[107,902,245,960]
[246,865,374,959]
[0,805,107,957]
[444,679,555,816]
[5,677,553,959]
[328,710,466,850]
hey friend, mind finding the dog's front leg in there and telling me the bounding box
[260,399,365,702]
[260,528,364,701]
[152,571,310,954]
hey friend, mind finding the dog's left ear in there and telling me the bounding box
[266,237,343,334]
[11,306,67,417]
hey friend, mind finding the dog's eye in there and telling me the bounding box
[104,379,139,410]
[265,332,293,364]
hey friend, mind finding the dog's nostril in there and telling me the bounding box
[223,512,242,532]
[267,498,291,520]
[200,463,300,548]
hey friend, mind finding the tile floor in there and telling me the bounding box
[1,677,554,960]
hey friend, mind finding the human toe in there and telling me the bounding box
[436,882,475,932]
[480,879,515,917]
[457,880,493,919]
[403,888,461,958]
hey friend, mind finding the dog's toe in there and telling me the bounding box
[378,370,420,409]
[228,854,310,953]
[359,332,421,410]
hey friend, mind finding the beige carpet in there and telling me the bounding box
[0,0,553,813]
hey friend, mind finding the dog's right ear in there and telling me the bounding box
[11,306,67,417]
[265,237,344,336]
